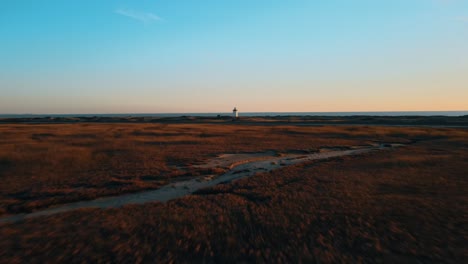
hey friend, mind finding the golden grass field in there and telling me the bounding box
[0,122,467,262]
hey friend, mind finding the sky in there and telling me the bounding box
[0,0,467,114]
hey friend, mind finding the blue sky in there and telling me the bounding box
[1,0,467,113]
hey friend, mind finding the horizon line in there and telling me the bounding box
[1,110,468,116]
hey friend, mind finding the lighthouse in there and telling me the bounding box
[233,107,238,119]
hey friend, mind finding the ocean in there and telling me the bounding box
[1,111,467,118]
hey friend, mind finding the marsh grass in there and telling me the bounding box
[0,123,465,215]
[0,133,467,262]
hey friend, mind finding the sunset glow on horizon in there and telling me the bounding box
[1,0,467,114]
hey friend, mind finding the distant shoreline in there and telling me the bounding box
[1,115,467,127]
[1,111,468,119]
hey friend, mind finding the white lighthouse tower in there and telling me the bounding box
[233,107,238,119]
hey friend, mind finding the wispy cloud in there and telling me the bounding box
[115,8,162,23]
[454,16,468,23]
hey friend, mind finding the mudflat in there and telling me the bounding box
[0,120,467,262]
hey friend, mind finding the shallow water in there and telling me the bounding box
[0,144,400,224]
